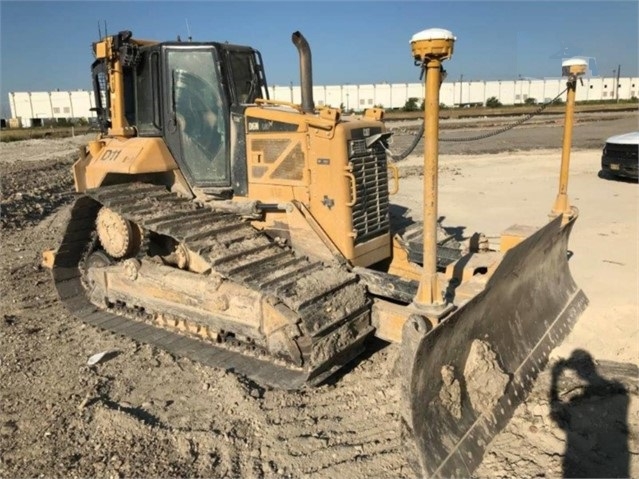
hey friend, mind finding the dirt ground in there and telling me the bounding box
[1,113,637,478]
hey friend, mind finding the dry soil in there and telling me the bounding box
[1,113,637,478]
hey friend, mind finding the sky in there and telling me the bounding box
[1,0,638,117]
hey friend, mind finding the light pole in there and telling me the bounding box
[459,73,463,106]
[28,92,34,121]
[517,74,522,104]
[68,91,75,120]
[48,92,54,121]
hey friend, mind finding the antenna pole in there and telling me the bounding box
[186,19,192,42]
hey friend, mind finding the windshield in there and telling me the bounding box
[168,49,228,184]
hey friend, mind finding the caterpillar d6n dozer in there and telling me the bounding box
[48,28,588,477]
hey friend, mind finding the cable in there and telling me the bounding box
[440,87,569,142]
[385,86,569,160]
[386,122,425,161]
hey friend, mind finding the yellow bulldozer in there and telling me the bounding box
[48,28,588,477]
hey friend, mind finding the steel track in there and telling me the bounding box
[52,183,374,389]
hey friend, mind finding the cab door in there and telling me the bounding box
[163,45,230,187]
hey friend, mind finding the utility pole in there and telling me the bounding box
[68,91,75,120]
[48,92,54,122]
[615,64,621,102]
[10,92,17,119]
[28,92,34,120]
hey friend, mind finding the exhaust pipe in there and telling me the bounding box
[291,31,314,113]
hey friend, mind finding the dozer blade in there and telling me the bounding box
[399,214,588,478]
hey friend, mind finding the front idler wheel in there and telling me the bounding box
[96,207,142,258]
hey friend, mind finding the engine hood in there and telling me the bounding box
[605,131,639,145]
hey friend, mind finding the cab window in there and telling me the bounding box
[167,49,228,184]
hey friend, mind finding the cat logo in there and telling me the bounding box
[363,127,370,137]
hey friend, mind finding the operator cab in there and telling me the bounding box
[91,34,269,190]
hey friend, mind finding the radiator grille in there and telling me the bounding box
[349,141,390,245]
[604,142,638,161]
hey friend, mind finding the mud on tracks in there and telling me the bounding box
[0,135,412,478]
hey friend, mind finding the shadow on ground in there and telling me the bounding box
[549,349,637,478]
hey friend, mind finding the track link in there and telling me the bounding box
[53,183,374,389]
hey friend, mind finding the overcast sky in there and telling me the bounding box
[1,0,638,117]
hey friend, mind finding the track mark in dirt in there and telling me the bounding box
[256,345,412,478]
[3,129,637,478]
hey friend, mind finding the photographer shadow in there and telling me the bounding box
[550,349,633,478]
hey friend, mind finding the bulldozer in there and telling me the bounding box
[48,28,588,477]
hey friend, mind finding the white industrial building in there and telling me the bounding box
[271,76,638,110]
[6,76,638,127]
[7,90,96,127]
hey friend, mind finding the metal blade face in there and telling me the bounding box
[399,216,588,478]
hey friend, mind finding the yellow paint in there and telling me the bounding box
[410,37,455,62]
[409,33,455,308]
[414,58,445,306]
[74,137,181,191]
[240,104,392,267]
[387,237,422,281]
[551,64,586,224]
[444,251,502,284]
[371,299,409,343]
[500,225,539,252]
[92,35,157,138]
[41,250,56,269]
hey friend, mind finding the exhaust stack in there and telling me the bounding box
[291,31,315,113]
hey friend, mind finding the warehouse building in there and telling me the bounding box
[6,76,637,127]
[271,76,638,110]
[7,90,96,127]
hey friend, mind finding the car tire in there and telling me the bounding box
[597,169,617,181]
